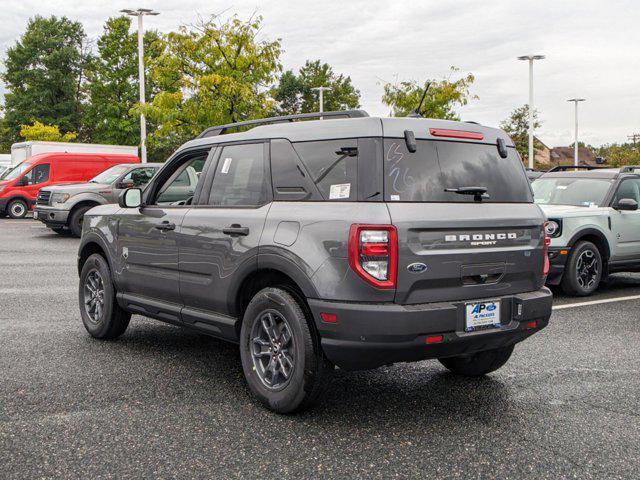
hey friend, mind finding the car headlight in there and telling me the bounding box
[545,219,562,237]
[51,193,70,204]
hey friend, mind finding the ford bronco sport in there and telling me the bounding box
[35,163,161,236]
[533,165,640,295]
[77,110,553,413]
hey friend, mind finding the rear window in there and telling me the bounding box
[384,139,532,203]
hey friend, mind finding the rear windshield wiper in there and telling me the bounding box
[444,186,490,202]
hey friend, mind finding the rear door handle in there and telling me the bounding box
[222,224,249,236]
[155,221,176,232]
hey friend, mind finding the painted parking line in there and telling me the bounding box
[553,294,640,310]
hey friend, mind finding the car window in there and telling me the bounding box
[613,178,640,205]
[23,164,50,185]
[123,167,157,187]
[2,162,31,181]
[383,139,532,203]
[292,140,358,201]
[532,177,613,207]
[90,165,131,184]
[207,143,267,206]
[155,155,207,205]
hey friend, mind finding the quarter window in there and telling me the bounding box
[208,143,267,206]
[292,140,358,201]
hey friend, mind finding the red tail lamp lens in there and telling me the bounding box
[425,335,444,344]
[348,224,398,289]
[320,312,338,324]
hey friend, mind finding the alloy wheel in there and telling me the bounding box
[250,310,296,390]
[83,269,106,324]
[576,249,599,289]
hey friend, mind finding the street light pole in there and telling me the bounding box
[517,55,545,170]
[311,86,331,115]
[120,8,160,163]
[567,98,586,166]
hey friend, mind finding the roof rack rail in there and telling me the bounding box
[619,165,640,173]
[546,165,605,172]
[196,110,370,139]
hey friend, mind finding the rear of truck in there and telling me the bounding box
[309,118,552,370]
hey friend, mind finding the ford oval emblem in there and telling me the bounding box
[407,262,428,273]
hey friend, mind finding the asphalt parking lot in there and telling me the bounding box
[1,218,639,479]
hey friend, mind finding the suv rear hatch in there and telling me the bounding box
[382,132,546,305]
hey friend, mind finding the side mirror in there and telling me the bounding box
[615,198,638,211]
[117,179,135,189]
[119,188,142,208]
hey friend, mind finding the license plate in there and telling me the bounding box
[465,301,501,332]
[33,211,39,220]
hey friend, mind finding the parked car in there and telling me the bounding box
[34,163,161,236]
[526,169,544,182]
[77,110,552,413]
[0,153,140,219]
[532,165,640,295]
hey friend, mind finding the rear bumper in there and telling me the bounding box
[33,205,70,226]
[308,287,552,370]
[546,247,570,285]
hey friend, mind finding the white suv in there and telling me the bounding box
[532,166,640,296]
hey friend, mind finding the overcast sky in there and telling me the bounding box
[1,0,638,147]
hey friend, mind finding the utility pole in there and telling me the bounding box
[627,133,640,146]
[311,86,332,116]
[567,98,586,166]
[517,55,545,169]
[120,8,160,163]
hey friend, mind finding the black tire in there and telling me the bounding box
[439,345,514,376]
[79,253,130,339]
[561,240,602,296]
[69,205,95,237]
[50,227,67,235]
[239,287,333,414]
[7,199,28,219]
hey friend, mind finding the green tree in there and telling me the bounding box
[381,67,476,119]
[20,121,77,142]
[593,143,640,167]
[0,116,13,153]
[2,16,88,141]
[83,16,160,148]
[500,104,544,163]
[142,14,282,153]
[271,60,361,115]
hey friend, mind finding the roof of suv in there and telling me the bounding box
[539,168,627,180]
[179,115,515,153]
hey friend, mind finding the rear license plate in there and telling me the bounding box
[465,301,501,332]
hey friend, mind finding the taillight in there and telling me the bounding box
[542,222,551,277]
[348,224,398,289]
[429,128,484,140]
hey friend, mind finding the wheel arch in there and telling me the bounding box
[567,228,611,262]
[69,199,102,219]
[233,266,318,339]
[77,238,112,277]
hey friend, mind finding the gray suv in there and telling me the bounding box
[34,163,161,236]
[77,110,553,413]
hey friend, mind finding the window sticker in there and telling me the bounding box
[221,157,233,174]
[390,194,400,201]
[329,183,351,199]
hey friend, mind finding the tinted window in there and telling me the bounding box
[293,140,358,201]
[270,139,321,201]
[208,143,267,206]
[532,177,613,207]
[383,139,532,203]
